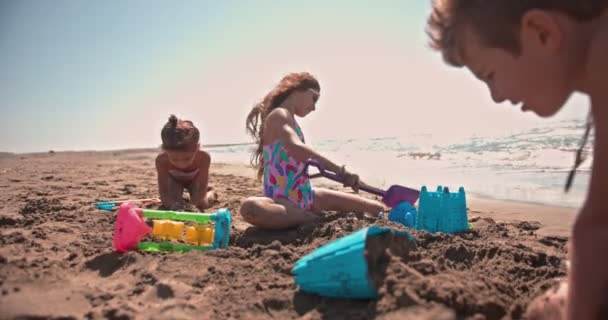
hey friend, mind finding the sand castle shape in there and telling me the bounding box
[416,186,468,234]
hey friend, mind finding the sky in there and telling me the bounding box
[0,1,590,153]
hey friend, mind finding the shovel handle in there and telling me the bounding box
[304,160,386,197]
[304,160,342,183]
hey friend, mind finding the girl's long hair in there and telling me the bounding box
[245,72,320,180]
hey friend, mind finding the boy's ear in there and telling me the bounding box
[521,9,562,53]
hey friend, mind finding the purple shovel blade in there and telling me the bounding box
[383,185,420,207]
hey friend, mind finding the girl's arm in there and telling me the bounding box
[195,151,212,209]
[155,153,175,208]
[267,109,359,189]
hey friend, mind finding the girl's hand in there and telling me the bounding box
[339,166,360,193]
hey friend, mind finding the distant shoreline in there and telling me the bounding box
[0,142,255,156]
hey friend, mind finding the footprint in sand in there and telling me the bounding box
[84,252,135,278]
[156,283,175,299]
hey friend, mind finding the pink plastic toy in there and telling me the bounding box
[113,202,152,252]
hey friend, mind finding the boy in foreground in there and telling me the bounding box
[427,1,608,318]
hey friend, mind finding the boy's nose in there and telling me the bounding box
[489,86,507,104]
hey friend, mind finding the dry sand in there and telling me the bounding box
[0,149,575,319]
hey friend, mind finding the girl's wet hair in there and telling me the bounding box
[245,72,320,180]
[161,114,200,151]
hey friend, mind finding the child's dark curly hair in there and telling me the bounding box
[161,115,200,151]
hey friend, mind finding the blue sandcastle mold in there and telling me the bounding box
[211,208,231,249]
[416,186,468,234]
[292,226,413,299]
[388,201,417,228]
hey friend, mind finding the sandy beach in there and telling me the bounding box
[0,149,575,319]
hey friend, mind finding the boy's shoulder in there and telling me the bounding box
[584,15,608,221]
[586,16,608,96]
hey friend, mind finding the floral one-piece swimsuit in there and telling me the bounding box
[262,121,314,210]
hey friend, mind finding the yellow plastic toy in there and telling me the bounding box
[185,226,214,245]
[152,220,185,240]
[153,220,214,245]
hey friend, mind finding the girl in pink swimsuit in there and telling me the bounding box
[240,72,386,229]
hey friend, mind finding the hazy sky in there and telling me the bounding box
[0,1,588,153]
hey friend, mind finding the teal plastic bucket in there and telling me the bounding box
[292,226,412,299]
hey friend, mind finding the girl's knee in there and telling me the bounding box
[239,198,264,224]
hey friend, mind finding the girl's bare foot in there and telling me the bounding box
[207,189,219,205]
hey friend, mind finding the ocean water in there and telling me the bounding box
[208,119,593,208]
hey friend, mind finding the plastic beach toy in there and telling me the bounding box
[387,201,417,228]
[113,202,231,253]
[305,160,420,207]
[95,198,160,211]
[416,186,468,234]
[113,202,152,252]
[292,226,414,299]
